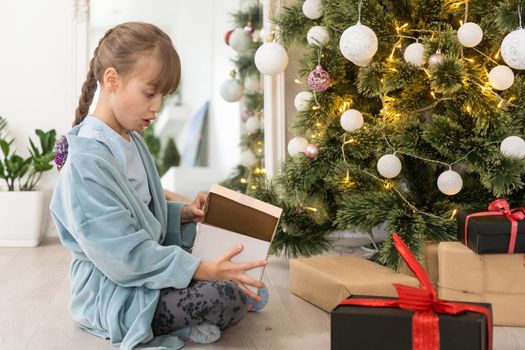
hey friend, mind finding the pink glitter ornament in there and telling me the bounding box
[304,143,320,159]
[241,109,253,122]
[428,51,444,66]
[244,24,254,34]
[307,65,331,92]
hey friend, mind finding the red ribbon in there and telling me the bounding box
[465,198,525,253]
[339,233,492,350]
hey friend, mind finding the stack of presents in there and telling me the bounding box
[290,199,525,349]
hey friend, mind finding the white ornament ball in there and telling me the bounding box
[229,28,252,53]
[255,42,289,76]
[500,136,525,158]
[244,75,261,93]
[339,23,378,64]
[437,170,463,195]
[340,109,364,132]
[240,149,257,167]
[287,137,309,157]
[377,154,402,179]
[352,56,373,67]
[294,91,313,111]
[501,28,525,70]
[457,22,483,48]
[404,42,426,66]
[245,116,261,133]
[302,0,323,20]
[489,65,515,90]
[307,26,329,47]
[220,78,244,102]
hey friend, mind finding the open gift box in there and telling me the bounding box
[191,184,283,292]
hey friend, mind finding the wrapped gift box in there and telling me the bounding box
[438,242,525,326]
[399,241,439,289]
[332,295,491,350]
[192,184,282,293]
[457,206,525,254]
[289,255,418,312]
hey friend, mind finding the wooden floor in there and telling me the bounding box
[1,237,524,349]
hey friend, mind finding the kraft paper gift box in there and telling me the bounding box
[289,255,419,312]
[438,242,525,326]
[399,241,439,289]
[191,184,283,293]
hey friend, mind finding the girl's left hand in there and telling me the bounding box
[181,192,207,223]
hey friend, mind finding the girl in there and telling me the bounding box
[50,22,268,350]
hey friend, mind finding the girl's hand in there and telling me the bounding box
[181,192,207,223]
[193,244,267,301]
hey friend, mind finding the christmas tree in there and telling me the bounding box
[255,0,525,268]
[220,4,267,194]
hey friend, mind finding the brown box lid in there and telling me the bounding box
[202,184,283,242]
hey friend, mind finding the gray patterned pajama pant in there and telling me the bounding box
[151,280,249,336]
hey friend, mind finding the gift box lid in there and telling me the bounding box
[202,184,283,242]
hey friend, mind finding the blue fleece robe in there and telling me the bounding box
[50,124,202,349]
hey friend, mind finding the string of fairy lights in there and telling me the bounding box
[279,0,525,210]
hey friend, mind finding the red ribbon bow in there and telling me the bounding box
[465,198,525,253]
[339,233,492,350]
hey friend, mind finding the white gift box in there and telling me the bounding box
[192,184,283,293]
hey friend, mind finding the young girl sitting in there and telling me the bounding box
[50,22,268,350]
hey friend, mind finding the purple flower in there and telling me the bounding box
[54,135,69,169]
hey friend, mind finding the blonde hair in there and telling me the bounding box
[73,22,181,126]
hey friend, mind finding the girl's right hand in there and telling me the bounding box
[193,244,267,301]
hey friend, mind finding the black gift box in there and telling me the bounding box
[331,295,491,350]
[457,210,525,254]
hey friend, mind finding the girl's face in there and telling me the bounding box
[111,55,164,133]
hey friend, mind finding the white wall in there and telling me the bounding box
[0,0,76,189]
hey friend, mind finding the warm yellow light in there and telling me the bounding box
[257,141,262,145]
[494,49,500,59]
[390,68,398,72]
[294,78,303,84]
[430,91,436,99]
[384,182,391,189]
[312,105,320,110]
[342,171,354,186]
[450,209,457,220]
[305,206,318,212]
[465,105,472,113]
[251,185,257,190]
[261,168,266,173]
[459,20,463,26]
[240,178,247,183]
[508,96,516,103]
[257,148,263,153]
[316,122,322,127]
[389,48,396,60]
[497,100,504,108]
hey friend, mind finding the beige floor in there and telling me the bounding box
[0,237,524,350]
